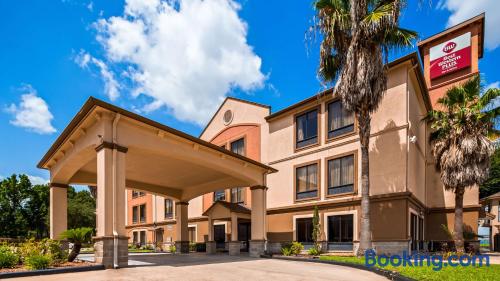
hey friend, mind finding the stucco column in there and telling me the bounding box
[250,186,267,257]
[206,217,216,254]
[49,183,67,240]
[175,201,189,253]
[228,212,240,255]
[93,144,128,268]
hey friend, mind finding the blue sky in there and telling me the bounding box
[0,0,499,185]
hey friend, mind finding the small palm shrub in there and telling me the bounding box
[290,242,304,255]
[0,245,19,268]
[60,227,93,262]
[281,246,292,256]
[24,254,52,270]
[308,247,321,256]
[169,245,176,253]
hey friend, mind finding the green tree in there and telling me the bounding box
[313,0,417,255]
[480,148,500,198]
[312,206,321,252]
[25,184,50,238]
[60,227,93,262]
[426,75,500,253]
[0,175,31,238]
[67,187,96,230]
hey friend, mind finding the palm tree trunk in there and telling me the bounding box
[453,187,465,253]
[357,109,372,256]
[68,242,82,262]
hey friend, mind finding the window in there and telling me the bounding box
[132,190,145,198]
[295,163,319,200]
[139,204,146,223]
[188,226,196,242]
[327,154,355,196]
[133,231,139,243]
[296,218,313,243]
[140,231,146,246]
[328,100,354,139]
[327,215,353,242]
[214,190,226,202]
[230,138,245,156]
[231,187,244,204]
[165,199,173,219]
[132,206,138,224]
[296,108,318,149]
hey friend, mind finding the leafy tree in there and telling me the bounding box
[67,187,96,230]
[0,175,31,238]
[60,227,93,262]
[313,0,417,255]
[426,75,500,253]
[480,148,500,198]
[311,206,321,253]
[25,184,50,238]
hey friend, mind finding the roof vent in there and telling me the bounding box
[223,110,233,125]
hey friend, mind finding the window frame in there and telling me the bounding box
[293,160,321,203]
[213,190,226,202]
[294,105,321,151]
[325,151,358,199]
[164,199,174,220]
[230,187,245,204]
[325,99,357,142]
[230,137,246,156]
[139,204,146,223]
[132,206,138,224]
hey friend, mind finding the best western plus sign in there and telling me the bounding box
[429,32,472,79]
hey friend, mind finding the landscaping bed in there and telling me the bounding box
[0,260,94,274]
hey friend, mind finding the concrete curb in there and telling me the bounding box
[0,264,105,279]
[272,256,416,281]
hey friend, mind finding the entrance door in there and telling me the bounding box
[410,213,418,251]
[327,214,353,251]
[214,224,226,250]
[495,234,500,252]
[238,222,251,252]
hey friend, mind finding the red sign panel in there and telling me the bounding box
[429,32,471,80]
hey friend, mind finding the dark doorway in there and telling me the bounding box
[238,222,251,252]
[214,224,226,250]
[296,218,313,243]
[327,214,353,251]
[495,234,500,252]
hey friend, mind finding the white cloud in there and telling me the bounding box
[75,50,121,100]
[87,1,93,12]
[6,85,57,134]
[92,0,265,125]
[27,175,49,185]
[485,81,500,91]
[438,0,500,50]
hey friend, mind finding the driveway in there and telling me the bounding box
[15,253,386,281]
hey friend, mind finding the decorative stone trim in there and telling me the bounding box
[95,141,128,153]
[228,241,241,256]
[249,240,266,258]
[175,241,190,253]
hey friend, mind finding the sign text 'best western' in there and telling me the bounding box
[430,32,471,79]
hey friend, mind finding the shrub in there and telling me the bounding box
[281,246,292,256]
[308,247,321,256]
[60,227,93,262]
[290,242,304,255]
[41,239,67,264]
[0,246,19,268]
[169,245,176,253]
[24,254,52,270]
[189,242,197,252]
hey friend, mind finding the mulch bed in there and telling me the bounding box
[0,260,94,273]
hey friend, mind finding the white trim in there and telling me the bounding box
[292,214,313,241]
[408,207,424,251]
[323,210,358,242]
[188,224,198,243]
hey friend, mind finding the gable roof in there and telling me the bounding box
[199,97,270,138]
[202,200,251,217]
[265,52,431,121]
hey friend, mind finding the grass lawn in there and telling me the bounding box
[128,248,155,253]
[319,256,500,281]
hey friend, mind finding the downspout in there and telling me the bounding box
[112,113,121,269]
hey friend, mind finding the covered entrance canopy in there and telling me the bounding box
[38,97,276,268]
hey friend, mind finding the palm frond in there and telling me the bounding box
[383,27,417,49]
[481,88,500,108]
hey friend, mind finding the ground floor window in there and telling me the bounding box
[327,214,354,251]
[296,217,313,243]
[140,230,146,246]
[133,231,139,244]
[188,226,196,242]
[410,213,424,251]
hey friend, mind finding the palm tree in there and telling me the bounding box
[60,227,93,262]
[313,0,417,255]
[426,75,500,253]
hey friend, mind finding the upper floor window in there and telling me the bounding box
[231,187,244,204]
[327,154,355,196]
[230,138,245,156]
[214,190,226,202]
[328,100,354,139]
[295,162,319,200]
[132,190,145,198]
[165,199,173,219]
[139,204,146,223]
[132,206,138,224]
[296,108,318,149]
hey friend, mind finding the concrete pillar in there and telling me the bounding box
[250,186,267,257]
[229,213,240,255]
[49,184,67,240]
[206,217,216,254]
[175,202,190,253]
[94,144,128,268]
